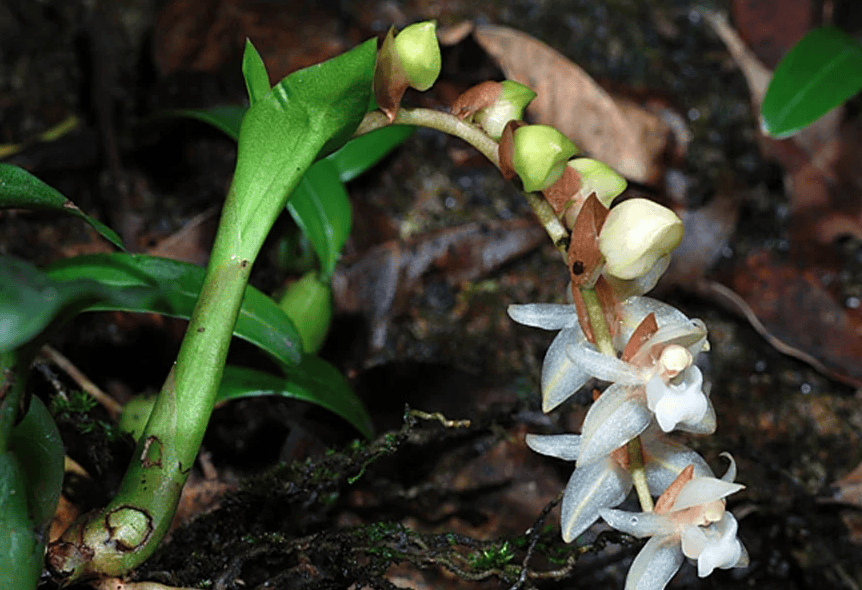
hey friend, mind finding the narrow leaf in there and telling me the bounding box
[325,125,414,182]
[8,397,63,529]
[0,163,124,250]
[163,105,246,141]
[219,357,373,438]
[288,159,351,280]
[761,27,862,138]
[43,253,302,366]
[0,256,149,352]
[242,39,271,106]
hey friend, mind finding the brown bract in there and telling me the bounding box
[450,80,502,120]
[567,193,608,289]
[542,164,582,220]
[654,464,695,515]
[621,313,659,363]
[498,119,525,181]
[373,27,409,122]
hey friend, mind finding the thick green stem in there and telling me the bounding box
[626,436,654,512]
[47,183,254,580]
[356,108,569,258]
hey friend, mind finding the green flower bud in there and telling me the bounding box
[598,198,683,280]
[567,158,627,208]
[512,125,579,192]
[473,81,537,140]
[278,271,333,354]
[393,21,441,92]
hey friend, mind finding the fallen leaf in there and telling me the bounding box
[332,218,546,349]
[471,24,671,185]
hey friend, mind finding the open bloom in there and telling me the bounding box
[600,454,748,590]
[526,427,712,542]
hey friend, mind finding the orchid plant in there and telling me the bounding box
[0,17,747,588]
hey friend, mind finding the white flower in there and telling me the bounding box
[526,428,712,542]
[569,312,713,466]
[599,454,749,590]
[507,296,694,413]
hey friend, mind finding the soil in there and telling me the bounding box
[2,0,862,589]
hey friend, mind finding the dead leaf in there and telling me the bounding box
[332,218,546,349]
[471,24,671,185]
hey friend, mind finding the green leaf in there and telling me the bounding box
[43,253,302,366]
[228,38,377,259]
[9,397,63,529]
[325,124,414,182]
[288,159,351,280]
[0,452,42,590]
[0,163,124,250]
[761,27,862,138]
[0,256,150,352]
[243,39,271,106]
[219,356,373,438]
[163,105,246,141]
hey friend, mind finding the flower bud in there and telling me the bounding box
[567,158,627,208]
[598,198,683,280]
[278,271,333,354]
[512,125,579,192]
[393,21,441,91]
[473,81,536,140]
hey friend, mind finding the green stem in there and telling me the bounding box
[47,183,254,580]
[580,286,652,512]
[355,108,569,258]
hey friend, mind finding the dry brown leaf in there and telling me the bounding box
[332,218,545,349]
[471,24,670,185]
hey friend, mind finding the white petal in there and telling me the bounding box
[682,513,745,577]
[674,394,716,435]
[603,254,671,300]
[525,433,580,461]
[718,452,737,483]
[541,328,592,411]
[566,341,643,385]
[507,303,580,330]
[672,478,744,512]
[630,320,708,369]
[599,508,675,538]
[642,433,714,494]
[614,297,692,351]
[578,383,652,467]
[646,367,708,433]
[560,459,630,542]
[625,536,685,590]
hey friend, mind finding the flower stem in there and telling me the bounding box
[626,436,654,512]
[579,287,614,357]
[355,108,569,259]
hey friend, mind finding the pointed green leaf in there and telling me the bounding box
[42,253,302,366]
[288,159,351,280]
[219,356,373,438]
[761,27,862,138]
[163,105,246,141]
[0,163,124,250]
[0,256,151,352]
[325,125,414,182]
[228,38,377,260]
[242,39,271,106]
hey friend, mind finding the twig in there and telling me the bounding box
[40,344,123,418]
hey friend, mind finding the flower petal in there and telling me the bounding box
[646,366,708,433]
[625,536,685,590]
[600,508,675,538]
[681,513,746,577]
[525,433,580,461]
[561,459,630,542]
[542,328,592,411]
[507,303,580,330]
[614,297,692,351]
[578,383,652,467]
[642,432,714,494]
[672,478,744,512]
[566,341,642,385]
